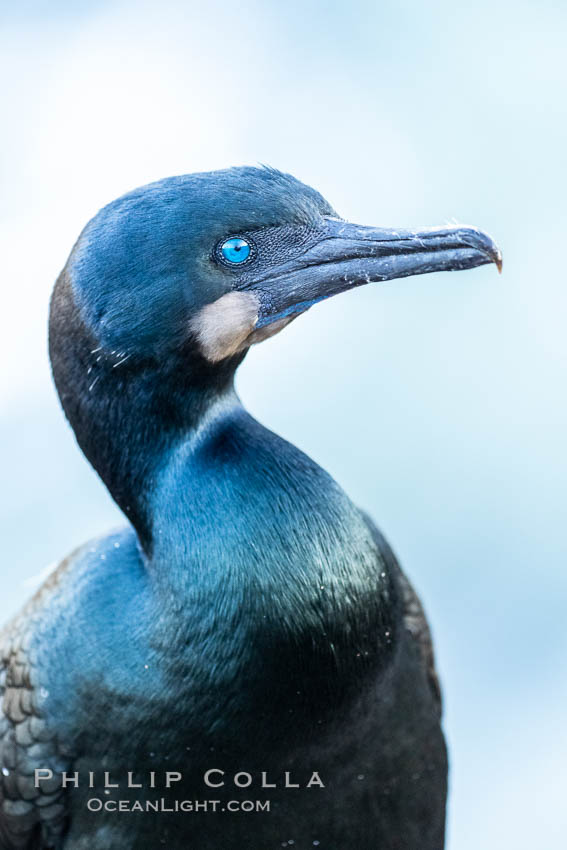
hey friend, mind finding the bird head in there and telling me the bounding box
[61,165,501,372]
[49,165,501,546]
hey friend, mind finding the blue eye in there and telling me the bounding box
[219,236,252,265]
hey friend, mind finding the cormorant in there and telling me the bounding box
[0,167,500,850]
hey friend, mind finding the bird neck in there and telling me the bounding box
[49,273,400,728]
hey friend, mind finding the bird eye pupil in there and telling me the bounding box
[219,237,252,265]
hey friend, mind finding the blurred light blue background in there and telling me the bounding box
[1,1,565,847]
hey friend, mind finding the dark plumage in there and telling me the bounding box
[0,166,500,849]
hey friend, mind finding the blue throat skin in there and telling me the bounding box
[1,166,501,850]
